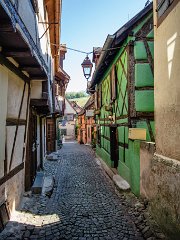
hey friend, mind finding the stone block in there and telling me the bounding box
[113,174,130,191]
[31,172,44,194]
[46,154,58,161]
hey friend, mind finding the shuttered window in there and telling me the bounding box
[157,0,174,17]
[110,65,118,101]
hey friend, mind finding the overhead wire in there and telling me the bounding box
[50,43,128,55]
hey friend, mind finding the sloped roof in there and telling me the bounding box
[70,100,82,113]
[64,98,77,115]
[84,95,94,109]
[89,2,153,90]
[78,95,94,116]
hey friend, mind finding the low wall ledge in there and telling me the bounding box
[153,153,180,171]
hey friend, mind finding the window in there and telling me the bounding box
[156,0,177,25]
[97,85,102,109]
[88,127,90,138]
[95,85,102,109]
[61,129,67,136]
[110,65,118,101]
[67,114,74,121]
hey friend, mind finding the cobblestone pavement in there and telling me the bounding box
[0,142,164,240]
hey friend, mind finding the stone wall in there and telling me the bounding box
[140,142,180,238]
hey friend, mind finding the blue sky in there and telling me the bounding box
[61,0,151,92]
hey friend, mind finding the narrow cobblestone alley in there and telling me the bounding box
[1,142,148,240]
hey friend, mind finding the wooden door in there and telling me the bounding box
[110,127,119,168]
[25,108,37,191]
[46,118,55,153]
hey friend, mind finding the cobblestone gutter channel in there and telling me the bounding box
[0,142,167,240]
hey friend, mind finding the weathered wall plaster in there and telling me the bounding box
[154,2,180,160]
[147,154,180,238]
[0,65,8,178]
[5,169,24,214]
[140,142,155,198]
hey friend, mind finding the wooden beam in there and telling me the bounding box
[2,49,32,58]
[9,82,27,172]
[118,142,129,149]
[127,41,136,122]
[20,65,40,71]
[135,112,154,118]
[0,162,24,186]
[0,53,30,83]
[30,76,47,80]
[143,39,154,76]
[6,118,26,126]
[0,24,14,32]
[30,99,48,107]
[135,86,154,91]
[146,119,155,142]
[22,84,31,163]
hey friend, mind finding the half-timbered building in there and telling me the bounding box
[0,0,62,228]
[77,95,95,145]
[89,3,154,196]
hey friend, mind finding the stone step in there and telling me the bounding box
[46,153,58,161]
[42,176,54,197]
[31,172,44,194]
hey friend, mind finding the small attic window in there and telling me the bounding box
[156,0,177,26]
[157,0,173,17]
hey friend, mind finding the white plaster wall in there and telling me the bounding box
[0,65,8,178]
[31,81,42,99]
[6,126,25,171]
[5,169,24,214]
[37,0,51,65]
[7,71,27,119]
[154,2,180,160]
[17,0,37,43]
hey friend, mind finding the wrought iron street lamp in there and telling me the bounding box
[81,55,93,80]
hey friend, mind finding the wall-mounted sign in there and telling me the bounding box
[86,110,94,117]
[129,128,146,140]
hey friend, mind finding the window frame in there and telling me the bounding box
[156,0,179,27]
[110,64,118,101]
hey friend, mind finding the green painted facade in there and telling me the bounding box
[94,10,154,196]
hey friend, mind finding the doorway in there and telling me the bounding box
[110,127,119,168]
[25,108,37,191]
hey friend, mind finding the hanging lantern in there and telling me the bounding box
[81,55,93,80]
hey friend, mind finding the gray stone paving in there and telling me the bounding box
[0,142,164,240]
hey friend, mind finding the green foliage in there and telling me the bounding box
[70,97,89,107]
[66,91,87,99]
